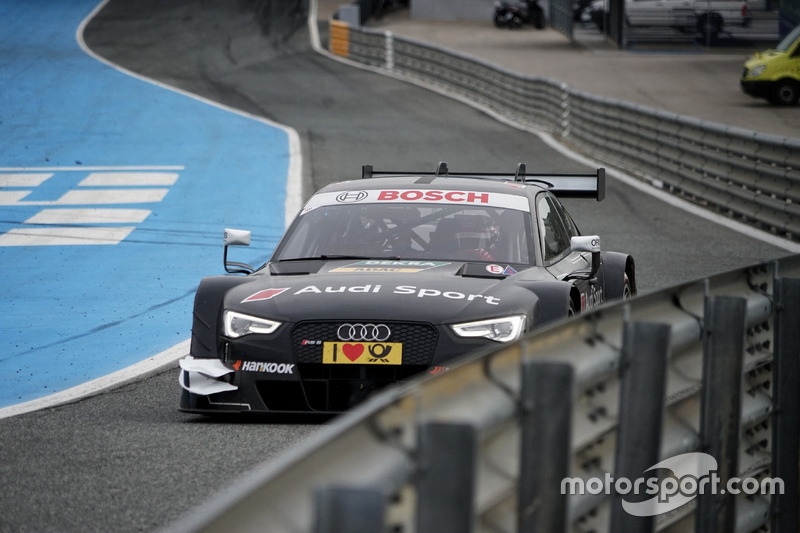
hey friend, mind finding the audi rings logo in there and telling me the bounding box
[337,323,391,342]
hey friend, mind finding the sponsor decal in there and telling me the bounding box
[330,260,449,273]
[377,190,490,204]
[283,284,501,305]
[241,288,289,303]
[301,339,322,345]
[294,284,382,294]
[335,191,368,203]
[322,342,402,365]
[393,285,501,305]
[580,286,604,312]
[233,361,296,374]
[301,189,531,212]
[486,264,504,275]
[486,264,518,276]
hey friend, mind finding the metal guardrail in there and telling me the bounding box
[336,25,800,242]
[167,255,800,533]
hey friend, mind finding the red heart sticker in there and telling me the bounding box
[342,343,364,361]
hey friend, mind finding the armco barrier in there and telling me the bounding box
[334,24,800,242]
[168,255,800,532]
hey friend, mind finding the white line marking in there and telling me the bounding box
[80,172,180,186]
[0,340,190,420]
[0,227,135,246]
[25,208,151,224]
[0,191,32,204]
[3,189,172,206]
[0,173,53,186]
[56,188,169,205]
[0,166,184,171]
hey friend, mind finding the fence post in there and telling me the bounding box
[517,361,574,532]
[771,278,800,532]
[416,422,477,533]
[610,321,672,533]
[385,31,394,70]
[695,296,747,533]
[313,485,385,533]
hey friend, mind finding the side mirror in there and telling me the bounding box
[571,235,601,277]
[224,228,251,247]
[224,228,254,274]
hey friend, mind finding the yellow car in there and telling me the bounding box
[741,24,800,105]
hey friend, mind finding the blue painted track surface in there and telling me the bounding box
[0,0,290,408]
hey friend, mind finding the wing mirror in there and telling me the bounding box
[224,228,254,274]
[571,235,601,277]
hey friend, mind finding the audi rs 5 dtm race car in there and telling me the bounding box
[179,163,636,415]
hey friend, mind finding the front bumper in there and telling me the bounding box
[179,320,491,415]
[740,79,773,99]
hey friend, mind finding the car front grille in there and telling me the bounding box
[280,320,439,412]
[291,321,438,365]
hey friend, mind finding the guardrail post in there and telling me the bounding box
[385,31,394,71]
[771,278,800,532]
[610,321,672,533]
[416,422,477,533]
[518,361,574,532]
[696,296,747,533]
[313,485,385,533]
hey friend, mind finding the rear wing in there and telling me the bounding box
[361,162,605,201]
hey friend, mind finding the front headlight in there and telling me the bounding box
[223,310,281,338]
[747,64,766,78]
[451,315,527,343]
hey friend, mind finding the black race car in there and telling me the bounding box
[179,163,635,415]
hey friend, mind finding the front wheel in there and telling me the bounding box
[696,12,722,40]
[769,80,800,106]
[493,10,508,27]
[508,14,523,28]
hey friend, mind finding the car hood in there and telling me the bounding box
[745,49,785,66]
[225,259,545,324]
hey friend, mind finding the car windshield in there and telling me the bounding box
[274,203,533,264]
[776,25,800,52]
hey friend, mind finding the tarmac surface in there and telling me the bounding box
[318,1,799,139]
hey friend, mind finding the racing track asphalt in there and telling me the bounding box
[0,2,794,532]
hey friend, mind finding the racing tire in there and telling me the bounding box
[769,80,800,106]
[622,273,632,300]
[696,13,722,41]
[493,11,508,28]
[568,299,577,317]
